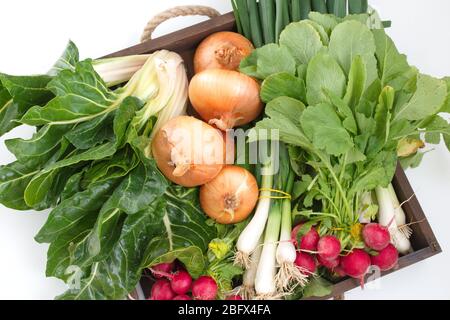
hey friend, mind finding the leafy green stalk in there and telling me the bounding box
[299,0,312,20]
[348,0,368,14]
[291,0,302,22]
[247,0,263,47]
[1,41,194,300]
[311,0,328,13]
[244,16,450,250]
[275,0,290,43]
[231,0,244,34]
[259,0,276,44]
[233,0,252,40]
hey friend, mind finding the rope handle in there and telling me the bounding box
[140,5,221,43]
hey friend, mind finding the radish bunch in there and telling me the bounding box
[292,222,400,288]
[148,262,219,300]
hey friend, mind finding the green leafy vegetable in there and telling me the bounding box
[247,16,450,253]
[0,42,200,300]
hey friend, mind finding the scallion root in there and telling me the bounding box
[275,262,309,291]
[398,224,413,239]
[234,250,251,269]
[229,285,256,300]
[254,292,285,300]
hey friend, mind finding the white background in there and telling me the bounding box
[0,0,449,300]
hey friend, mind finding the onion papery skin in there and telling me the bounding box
[194,31,254,73]
[200,165,259,224]
[152,116,225,187]
[189,69,263,130]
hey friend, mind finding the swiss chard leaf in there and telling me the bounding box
[24,142,117,207]
[5,124,72,168]
[35,177,121,243]
[46,215,96,280]
[148,246,207,279]
[58,186,216,300]
[21,60,119,126]
[142,187,217,265]
[70,158,168,268]
[65,114,114,150]
[0,161,38,210]
[0,73,53,136]
[96,158,168,216]
[48,40,80,76]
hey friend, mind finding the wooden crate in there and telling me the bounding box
[105,12,442,299]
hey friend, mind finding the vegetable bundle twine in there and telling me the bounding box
[141,5,220,42]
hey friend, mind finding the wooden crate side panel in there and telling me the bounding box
[392,164,441,253]
[103,13,236,58]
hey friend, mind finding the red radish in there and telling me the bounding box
[150,279,176,300]
[317,235,341,260]
[371,244,399,271]
[362,223,390,251]
[192,276,218,300]
[291,224,320,250]
[340,249,371,288]
[294,252,316,275]
[173,295,192,300]
[150,262,174,278]
[334,266,346,277]
[317,254,340,270]
[226,295,243,300]
[170,270,192,295]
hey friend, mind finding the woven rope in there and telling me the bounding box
[140,5,220,43]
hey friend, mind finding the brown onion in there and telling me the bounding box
[200,165,259,224]
[194,31,254,74]
[151,116,224,187]
[189,69,263,130]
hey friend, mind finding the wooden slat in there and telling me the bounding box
[102,12,236,58]
[309,247,437,300]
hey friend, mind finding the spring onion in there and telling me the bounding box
[387,184,413,239]
[311,0,328,13]
[247,0,263,47]
[259,0,276,44]
[375,186,412,255]
[291,0,302,22]
[275,170,308,290]
[235,159,274,268]
[299,0,312,20]
[348,0,368,14]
